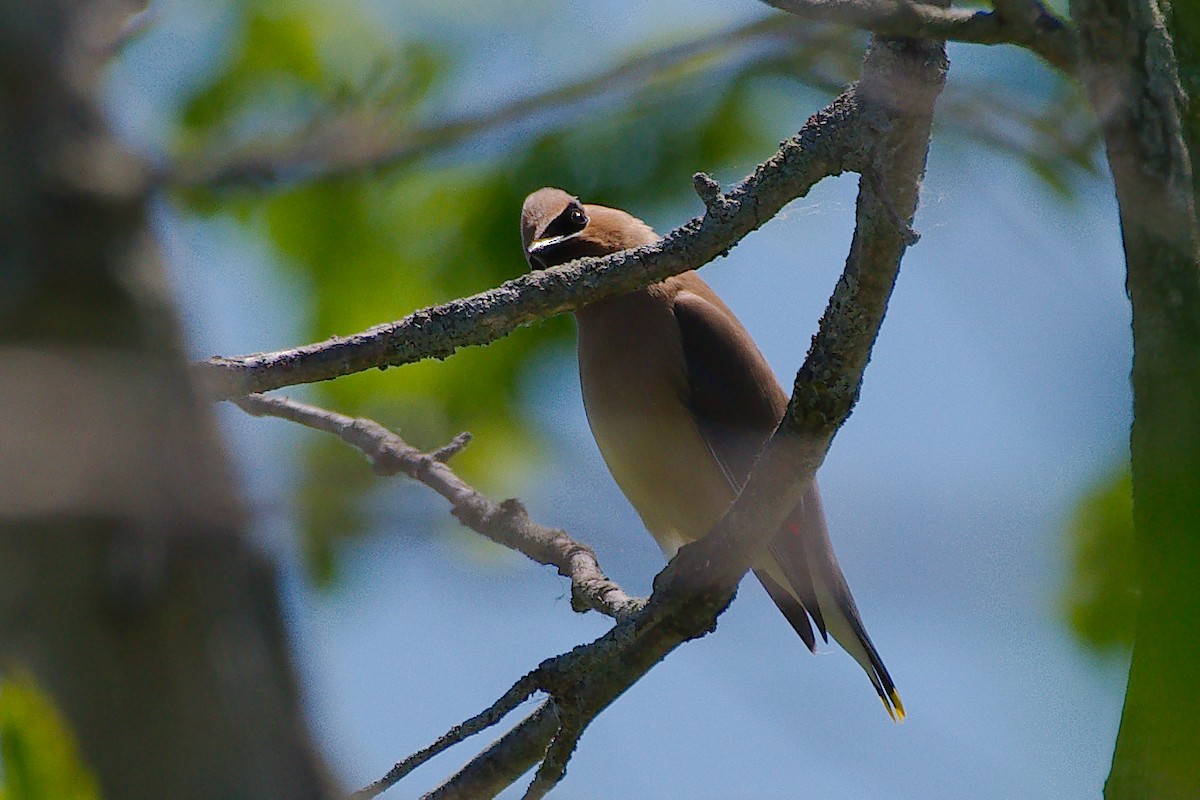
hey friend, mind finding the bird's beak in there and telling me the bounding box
[527,230,582,255]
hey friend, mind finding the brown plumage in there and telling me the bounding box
[520,187,904,721]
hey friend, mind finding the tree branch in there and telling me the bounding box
[355,28,947,799]
[197,90,880,400]
[422,703,560,800]
[169,7,1088,204]
[232,393,641,621]
[517,709,581,800]
[763,0,1078,72]
[220,12,943,798]
[348,673,543,800]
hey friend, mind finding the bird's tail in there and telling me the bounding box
[757,483,905,722]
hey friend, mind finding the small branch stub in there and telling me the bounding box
[693,171,726,213]
[431,431,472,462]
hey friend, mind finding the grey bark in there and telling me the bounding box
[235,393,641,620]
[0,2,335,798]
[196,93,877,401]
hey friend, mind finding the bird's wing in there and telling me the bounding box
[672,282,903,720]
[669,286,784,481]
[670,285,824,645]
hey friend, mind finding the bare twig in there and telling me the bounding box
[430,432,472,463]
[762,0,1077,71]
[349,673,542,800]
[170,5,1082,199]
[518,710,582,800]
[692,171,728,215]
[233,393,642,620]
[422,703,560,800]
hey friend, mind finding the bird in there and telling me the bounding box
[519,187,904,722]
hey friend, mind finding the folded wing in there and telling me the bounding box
[671,278,904,720]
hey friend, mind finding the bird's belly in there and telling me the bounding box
[575,292,739,557]
[584,391,735,557]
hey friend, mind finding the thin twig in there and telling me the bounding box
[169,4,1079,195]
[350,673,542,800]
[236,16,945,799]
[421,703,560,800]
[430,432,472,462]
[232,393,642,620]
[692,171,725,212]
[518,709,582,800]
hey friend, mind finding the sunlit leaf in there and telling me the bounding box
[0,673,100,800]
[1062,468,1138,654]
[179,7,326,145]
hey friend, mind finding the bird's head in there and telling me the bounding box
[520,187,658,270]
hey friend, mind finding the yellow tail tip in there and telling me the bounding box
[886,689,906,723]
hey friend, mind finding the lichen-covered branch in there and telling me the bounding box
[422,703,560,800]
[348,673,543,800]
[233,393,641,621]
[196,91,879,401]
[221,11,943,799]
[763,0,1077,71]
[355,29,946,799]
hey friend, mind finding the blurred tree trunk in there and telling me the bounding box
[1072,0,1200,797]
[0,3,336,799]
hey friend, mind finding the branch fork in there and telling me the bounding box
[221,6,952,796]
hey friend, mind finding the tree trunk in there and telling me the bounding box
[0,3,336,798]
[1070,0,1200,797]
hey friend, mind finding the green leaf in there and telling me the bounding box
[1061,468,1138,654]
[0,672,101,800]
[179,8,325,139]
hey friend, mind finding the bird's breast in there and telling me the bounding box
[575,293,735,555]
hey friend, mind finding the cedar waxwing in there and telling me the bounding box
[520,187,904,721]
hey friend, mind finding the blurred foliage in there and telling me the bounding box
[1062,468,1138,654]
[160,0,1101,582]
[936,79,1100,199]
[177,2,443,162]
[0,673,100,800]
